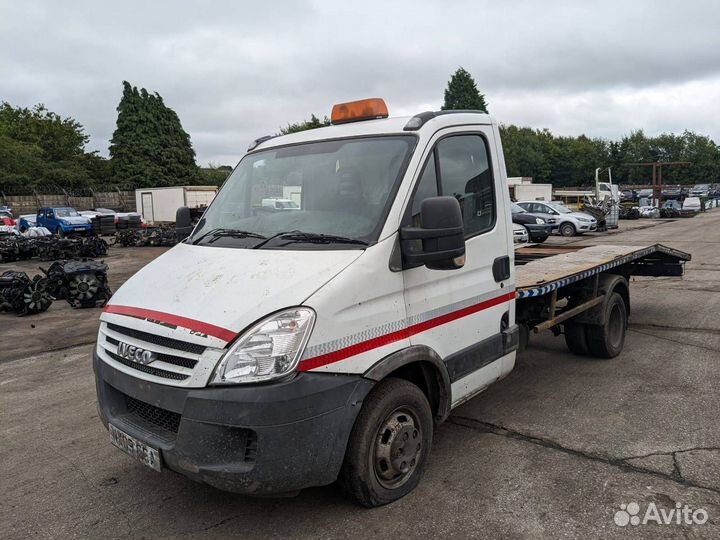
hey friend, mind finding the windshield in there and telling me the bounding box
[693,184,709,190]
[546,202,572,214]
[511,203,526,214]
[191,136,415,249]
[55,208,80,217]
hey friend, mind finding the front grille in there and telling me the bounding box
[125,395,181,433]
[105,350,189,380]
[106,322,206,355]
[105,336,198,369]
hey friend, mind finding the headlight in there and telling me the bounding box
[535,218,545,224]
[211,307,315,385]
[576,217,589,222]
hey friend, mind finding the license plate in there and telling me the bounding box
[109,424,162,472]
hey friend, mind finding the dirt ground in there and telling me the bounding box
[1,213,719,539]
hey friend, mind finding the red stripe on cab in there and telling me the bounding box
[103,305,238,343]
[298,291,516,371]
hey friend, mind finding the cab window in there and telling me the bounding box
[409,134,496,238]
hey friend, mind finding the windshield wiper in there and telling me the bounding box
[191,228,266,245]
[270,232,368,246]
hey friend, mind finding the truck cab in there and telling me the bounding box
[37,206,92,236]
[95,99,517,506]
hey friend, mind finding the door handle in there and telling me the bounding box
[492,256,511,282]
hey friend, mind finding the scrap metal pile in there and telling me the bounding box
[619,204,640,220]
[0,259,111,316]
[0,234,109,263]
[41,260,112,309]
[0,271,53,316]
[115,226,177,247]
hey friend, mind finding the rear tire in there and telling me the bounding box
[560,222,576,237]
[339,378,433,507]
[585,293,627,358]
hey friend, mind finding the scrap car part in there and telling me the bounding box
[40,259,112,308]
[0,271,53,316]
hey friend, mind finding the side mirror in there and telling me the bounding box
[175,206,193,241]
[400,196,465,270]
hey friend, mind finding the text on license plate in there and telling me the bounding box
[109,424,162,472]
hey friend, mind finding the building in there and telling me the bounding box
[135,186,217,223]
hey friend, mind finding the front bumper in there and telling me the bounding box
[61,224,92,233]
[94,351,374,495]
[523,224,553,238]
[577,222,597,232]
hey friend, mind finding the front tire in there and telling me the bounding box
[531,234,548,243]
[560,222,576,237]
[339,377,433,507]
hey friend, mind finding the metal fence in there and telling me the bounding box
[0,189,136,216]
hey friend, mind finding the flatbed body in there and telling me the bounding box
[515,243,690,299]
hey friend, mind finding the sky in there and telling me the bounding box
[2,0,719,167]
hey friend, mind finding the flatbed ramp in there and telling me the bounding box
[515,243,691,299]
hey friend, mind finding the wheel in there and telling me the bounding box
[585,293,627,358]
[564,321,589,355]
[339,377,433,507]
[531,234,548,243]
[559,222,576,237]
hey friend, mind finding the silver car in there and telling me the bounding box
[517,201,597,237]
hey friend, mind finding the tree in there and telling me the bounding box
[441,67,489,112]
[0,102,108,192]
[109,81,197,187]
[499,125,550,181]
[279,114,331,135]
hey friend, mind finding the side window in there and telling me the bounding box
[436,135,495,237]
[410,153,439,220]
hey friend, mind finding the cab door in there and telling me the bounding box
[401,128,514,406]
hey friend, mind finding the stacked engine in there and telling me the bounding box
[42,259,112,308]
[0,271,53,316]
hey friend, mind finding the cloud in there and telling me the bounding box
[2,0,719,166]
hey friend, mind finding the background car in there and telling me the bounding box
[36,207,92,236]
[512,222,529,244]
[510,203,554,243]
[661,185,683,200]
[620,189,637,202]
[689,184,710,198]
[517,200,597,237]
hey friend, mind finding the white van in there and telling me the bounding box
[94,99,689,507]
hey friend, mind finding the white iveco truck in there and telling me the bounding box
[94,99,689,506]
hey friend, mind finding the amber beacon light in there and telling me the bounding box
[330,98,389,125]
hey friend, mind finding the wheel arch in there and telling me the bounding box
[363,346,451,424]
